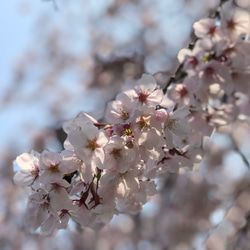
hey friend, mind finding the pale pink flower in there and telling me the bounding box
[39,214,57,235]
[164,106,190,149]
[68,124,108,169]
[63,112,98,150]
[221,2,250,40]
[167,77,197,106]
[199,60,231,87]
[25,189,60,233]
[131,107,164,151]
[79,161,97,184]
[100,170,140,199]
[188,108,214,138]
[193,18,223,41]
[39,151,70,184]
[123,74,163,108]
[105,93,135,124]
[177,44,204,74]
[57,209,72,229]
[13,152,40,189]
[116,180,157,215]
[88,204,116,230]
[63,112,98,134]
[104,136,137,173]
[70,201,90,227]
[44,180,74,212]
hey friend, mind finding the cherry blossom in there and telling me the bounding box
[67,123,108,169]
[11,1,250,246]
[13,152,40,190]
[123,74,163,108]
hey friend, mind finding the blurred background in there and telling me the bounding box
[0,0,220,249]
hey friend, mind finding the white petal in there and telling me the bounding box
[171,106,190,119]
[13,171,35,186]
[16,153,37,171]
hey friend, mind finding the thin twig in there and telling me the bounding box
[230,136,250,170]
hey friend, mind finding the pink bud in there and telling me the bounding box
[156,109,169,123]
[113,123,125,136]
[105,128,113,137]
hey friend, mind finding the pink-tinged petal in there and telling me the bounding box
[26,201,50,231]
[41,151,61,169]
[68,131,87,148]
[164,128,175,149]
[63,112,97,134]
[146,89,163,105]
[57,212,70,229]
[121,148,136,163]
[117,180,129,197]
[71,205,90,227]
[116,162,129,174]
[123,89,137,101]
[174,120,190,136]
[125,172,140,193]
[63,138,74,151]
[177,48,193,64]
[92,147,105,164]
[138,74,157,92]
[40,214,56,235]
[171,106,190,120]
[193,18,217,38]
[16,153,37,171]
[98,131,108,146]
[13,171,36,186]
[60,150,81,174]
[39,171,64,185]
[49,186,72,212]
[100,172,119,187]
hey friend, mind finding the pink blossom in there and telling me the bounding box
[104,136,137,173]
[39,151,69,184]
[193,18,222,42]
[13,152,40,189]
[123,74,163,108]
[105,93,135,124]
[221,2,250,40]
[68,124,108,169]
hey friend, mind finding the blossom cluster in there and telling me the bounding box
[13,0,250,241]
[14,73,197,234]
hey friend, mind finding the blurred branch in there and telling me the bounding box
[42,0,58,10]
[230,136,250,170]
[202,184,250,248]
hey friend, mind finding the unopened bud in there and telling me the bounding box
[156,109,169,123]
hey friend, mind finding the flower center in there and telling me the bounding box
[188,57,198,67]
[208,26,217,36]
[137,117,149,130]
[138,91,150,104]
[227,19,236,30]
[167,119,177,131]
[120,110,129,121]
[177,86,188,98]
[205,66,214,75]
[110,148,122,159]
[87,140,100,151]
[48,164,60,173]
